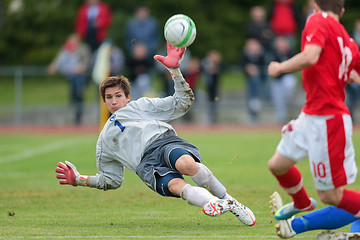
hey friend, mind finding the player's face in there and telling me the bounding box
[103,86,130,114]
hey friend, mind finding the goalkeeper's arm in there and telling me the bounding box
[154,42,195,110]
[55,161,123,190]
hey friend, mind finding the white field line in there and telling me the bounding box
[0,136,94,164]
[0,236,313,239]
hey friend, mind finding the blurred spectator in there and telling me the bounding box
[246,6,274,62]
[90,40,125,123]
[48,33,91,125]
[92,39,125,77]
[91,39,125,105]
[183,57,201,122]
[155,44,191,97]
[269,36,297,123]
[303,0,315,18]
[346,82,360,122]
[126,43,152,100]
[124,5,161,59]
[75,0,112,52]
[186,58,201,95]
[109,44,125,76]
[201,50,223,124]
[346,17,360,122]
[353,17,360,47]
[241,38,267,123]
[268,0,303,51]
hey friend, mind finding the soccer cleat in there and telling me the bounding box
[203,198,231,217]
[317,231,360,240]
[274,197,317,220]
[203,198,256,226]
[270,192,296,239]
[229,198,256,226]
[270,191,283,214]
[274,217,296,239]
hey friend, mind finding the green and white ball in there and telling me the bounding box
[164,14,196,48]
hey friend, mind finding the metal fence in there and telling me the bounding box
[0,66,49,125]
[0,65,309,126]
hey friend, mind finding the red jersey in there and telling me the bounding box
[301,12,360,115]
[270,0,297,35]
[75,3,112,43]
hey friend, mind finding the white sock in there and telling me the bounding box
[222,193,233,200]
[180,184,216,207]
[191,163,227,198]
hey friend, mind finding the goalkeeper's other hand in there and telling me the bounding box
[55,161,88,187]
[154,42,186,69]
[55,161,77,186]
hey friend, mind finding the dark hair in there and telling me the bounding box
[315,0,344,16]
[99,76,131,101]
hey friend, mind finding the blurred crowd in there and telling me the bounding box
[46,0,360,126]
[242,0,303,124]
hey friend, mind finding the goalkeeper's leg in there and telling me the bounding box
[168,148,256,226]
[169,148,227,198]
[155,174,218,208]
[165,178,230,217]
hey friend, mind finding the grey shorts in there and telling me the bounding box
[136,135,202,196]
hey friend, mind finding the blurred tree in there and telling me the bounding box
[0,0,358,65]
[0,0,83,64]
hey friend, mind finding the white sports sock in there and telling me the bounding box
[180,184,216,207]
[191,163,227,198]
[222,193,233,200]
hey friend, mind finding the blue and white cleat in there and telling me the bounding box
[317,230,360,240]
[270,192,296,239]
[274,197,317,220]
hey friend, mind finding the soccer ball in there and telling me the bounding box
[164,14,196,48]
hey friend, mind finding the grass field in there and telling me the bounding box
[1,128,359,239]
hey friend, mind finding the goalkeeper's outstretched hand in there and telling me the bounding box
[154,42,186,69]
[55,161,87,187]
[55,161,77,186]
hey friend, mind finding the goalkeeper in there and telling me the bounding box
[55,43,255,226]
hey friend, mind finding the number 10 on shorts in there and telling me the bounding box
[312,161,326,178]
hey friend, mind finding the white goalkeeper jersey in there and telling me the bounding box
[89,74,194,190]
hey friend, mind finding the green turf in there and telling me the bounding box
[0,130,358,239]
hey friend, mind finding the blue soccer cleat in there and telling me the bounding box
[274,197,317,220]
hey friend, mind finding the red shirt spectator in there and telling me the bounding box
[75,0,112,51]
[268,0,302,36]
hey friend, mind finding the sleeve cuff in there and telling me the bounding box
[169,68,182,78]
[89,175,98,188]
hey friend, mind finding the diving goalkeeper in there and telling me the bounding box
[55,43,256,226]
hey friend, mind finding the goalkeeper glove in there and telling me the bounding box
[154,42,186,77]
[55,161,88,187]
